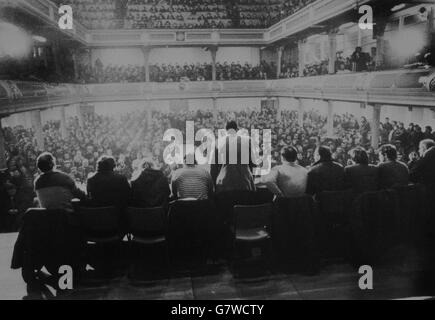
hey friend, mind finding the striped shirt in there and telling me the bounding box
[171,166,214,200]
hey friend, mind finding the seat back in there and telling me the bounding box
[77,206,120,235]
[317,190,353,226]
[350,190,400,262]
[392,184,427,242]
[167,199,213,245]
[234,203,273,233]
[273,196,316,261]
[127,207,166,237]
[215,190,273,224]
[12,208,82,274]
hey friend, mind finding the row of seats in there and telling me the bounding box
[12,184,433,283]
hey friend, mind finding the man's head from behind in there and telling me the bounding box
[419,139,435,157]
[97,156,116,173]
[314,146,332,163]
[36,152,56,173]
[226,121,238,134]
[379,144,397,162]
[281,147,298,164]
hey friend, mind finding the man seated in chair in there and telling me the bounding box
[130,158,170,208]
[171,154,214,200]
[87,156,131,208]
[306,146,345,197]
[261,146,308,198]
[34,152,86,212]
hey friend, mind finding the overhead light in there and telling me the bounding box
[391,4,406,12]
[32,35,47,43]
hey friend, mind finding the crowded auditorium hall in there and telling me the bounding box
[1,0,435,302]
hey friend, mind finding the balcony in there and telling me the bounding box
[1,68,434,117]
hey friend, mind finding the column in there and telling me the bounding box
[328,30,337,74]
[276,97,282,121]
[0,119,6,170]
[71,50,79,81]
[209,46,218,81]
[212,97,218,123]
[142,47,151,82]
[76,104,84,128]
[297,40,305,77]
[51,40,62,78]
[146,101,153,131]
[374,17,387,70]
[297,98,304,127]
[371,103,381,149]
[31,110,44,151]
[276,46,284,79]
[326,100,334,138]
[60,106,67,139]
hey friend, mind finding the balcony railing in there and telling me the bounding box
[1,68,434,117]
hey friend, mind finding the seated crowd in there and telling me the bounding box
[1,104,435,232]
[76,60,275,83]
[54,0,315,30]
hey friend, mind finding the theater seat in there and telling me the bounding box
[11,208,82,285]
[273,196,317,268]
[350,190,400,264]
[316,190,353,260]
[391,184,427,244]
[76,206,122,244]
[232,203,273,264]
[167,199,215,267]
[126,207,167,245]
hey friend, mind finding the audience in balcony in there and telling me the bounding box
[54,0,315,30]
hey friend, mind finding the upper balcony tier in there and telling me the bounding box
[1,68,434,117]
[4,0,371,47]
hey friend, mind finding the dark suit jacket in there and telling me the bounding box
[130,169,170,208]
[87,171,131,208]
[215,135,255,192]
[344,164,379,193]
[306,161,345,196]
[410,147,435,187]
[377,161,409,189]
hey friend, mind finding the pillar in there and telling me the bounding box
[51,40,62,78]
[328,30,337,74]
[326,100,334,138]
[297,98,304,127]
[298,40,305,77]
[76,104,84,128]
[31,110,44,151]
[142,47,151,82]
[212,97,218,123]
[371,103,381,149]
[276,97,282,121]
[276,46,284,79]
[209,46,218,81]
[60,106,67,139]
[71,50,79,81]
[0,119,6,170]
[146,101,152,130]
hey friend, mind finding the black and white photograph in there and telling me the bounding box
[0,0,435,304]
